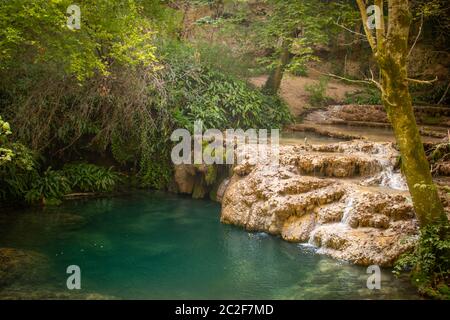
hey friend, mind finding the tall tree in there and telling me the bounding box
[259,0,336,94]
[356,0,447,227]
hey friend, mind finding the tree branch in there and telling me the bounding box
[406,76,438,85]
[333,22,367,38]
[437,81,450,105]
[308,66,395,106]
[308,67,372,86]
[407,13,424,58]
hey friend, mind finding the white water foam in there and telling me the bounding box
[341,196,354,225]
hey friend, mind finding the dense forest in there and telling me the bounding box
[0,0,449,300]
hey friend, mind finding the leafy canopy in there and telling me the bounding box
[0,0,159,80]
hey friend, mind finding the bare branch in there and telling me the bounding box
[437,81,450,105]
[407,13,424,58]
[308,67,372,86]
[333,22,367,38]
[406,76,438,85]
[307,66,396,107]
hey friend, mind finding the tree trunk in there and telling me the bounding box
[263,41,290,95]
[378,0,446,226]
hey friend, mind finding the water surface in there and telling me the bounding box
[0,192,420,299]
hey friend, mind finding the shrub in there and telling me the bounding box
[161,40,292,131]
[304,77,330,107]
[25,168,70,205]
[0,116,40,203]
[394,220,450,300]
[63,163,121,193]
[2,39,292,192]
[344,87,382,105]
[177,68,292,130]
[191,41,262,78]
[0,116,14,165]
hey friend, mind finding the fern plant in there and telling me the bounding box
[25,168,70,205]
[63,163,121,193]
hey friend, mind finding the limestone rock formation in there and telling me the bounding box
[221,141,419,267]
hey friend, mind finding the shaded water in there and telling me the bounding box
[281,131,346,145]
[301,123,445,143]
[0,192,420,299]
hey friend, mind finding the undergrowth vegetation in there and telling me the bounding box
[63,164,121,193]
[304,77,330,108]
[0,2,292,205]
[395,220,450,300]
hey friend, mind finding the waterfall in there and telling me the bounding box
[377,157,408,191]
[341,196,354,225]
[306,229,318,247]
[373,143,408,191]
[304,196,355,248]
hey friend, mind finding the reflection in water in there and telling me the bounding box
[0,192,419,299]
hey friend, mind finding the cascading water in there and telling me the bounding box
[307,228,318,246]
[369,143,408,191]
[378,162,408,190]
[305,196,354,247]
[340,196,354,225]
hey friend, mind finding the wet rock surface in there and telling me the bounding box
[318,105,450,128]
[221,141,420,267]
[0,248,50,288]
[298,105,449,143]
[0,287,115,300]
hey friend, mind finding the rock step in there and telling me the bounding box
[221,141,420,267]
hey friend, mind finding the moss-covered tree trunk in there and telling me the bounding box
[381,67,446,226]
[357,0,446,227]
[263,41,290,95]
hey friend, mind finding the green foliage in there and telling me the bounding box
[428,143,450,164]
[0,0,159,81]
[0,143,39,203]
[0,1,293,194]
[25,168,70,205]
[204,165,217,186]
[304,77,330,107]
[63,163,121,193]
[255,0,347,73]
[162,40,292,131]
[191,41,263,78]
[0,117,39,202]
[1,116,123,205]
[394,220,450,300]
[411,0,450,48]
[181,68,291,129]
[0,116,14,165]
[139,159,173,190]
[410,82,450,106]
[344,87,382,105]
[0,0,177,192]
[290,66,308,77]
